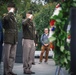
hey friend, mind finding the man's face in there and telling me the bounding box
[44,29,48,34]
[26,13,30,18]
[7,7,15,12]
[7,7,11,11]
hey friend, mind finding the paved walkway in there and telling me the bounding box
[0,59,70,75]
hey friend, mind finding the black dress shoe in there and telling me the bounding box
[30,71,35,74]
[8,72,17,75]
[24,71,31,74]
[32,62,35,65]
[24,71,35,74]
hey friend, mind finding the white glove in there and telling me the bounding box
[66,39,70,43]
[28,15,33,19]
[9,8,14,13]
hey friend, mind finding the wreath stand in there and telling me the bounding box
[55,66,64,75]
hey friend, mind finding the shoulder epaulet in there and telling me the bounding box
[3,13,7,18]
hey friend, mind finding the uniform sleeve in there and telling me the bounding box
[22,18,30,25]
[2,12,15,29]
[3,12,13,21]
[34,34,38,44]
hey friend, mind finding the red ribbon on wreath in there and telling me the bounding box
[68,35,71,39]
[50,20,56,26]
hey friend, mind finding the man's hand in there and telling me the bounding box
[28,15,33,20]
[28,15,33,19]
[35,44,38,46]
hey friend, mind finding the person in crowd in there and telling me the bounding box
[39,28,50,63]
[0,19,3,64]
[22,11,37,74]
[3,2,18,75]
